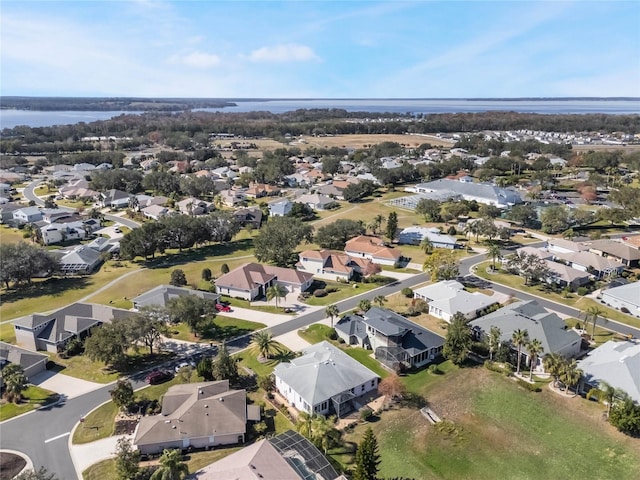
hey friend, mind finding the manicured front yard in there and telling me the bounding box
[0,385,59,421]
[168,317,266,343]
[334,365,640,479]
[304,281,386,306]
[72,400,119,444]
[298,324,336,344]
[82,458,116,480]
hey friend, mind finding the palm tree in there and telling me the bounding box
[150,449,189,480]
[562,228,576,241]
[358,299,372,313]
[559,359,583,396]
[372,214,386,235]
[311,415,340,454]
[597,381,620,417]
[251,330,278,360]
[266,283,288,310]
[295,411,314,438]
[1,365,27,403]
[526,338,544,381]
[373,295,387,308]
[542,352,566,388]
[488,326,501,361]
[511,329,529,375]
[486,243,502,270]
[325,305,339,328]
[584,306,607,342]
[420,237,434,255]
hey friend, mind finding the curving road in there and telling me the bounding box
[23,180,140,229]
[3,248,640,479]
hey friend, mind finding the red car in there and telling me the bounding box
[145,370,173,385]
[215,303,231,312]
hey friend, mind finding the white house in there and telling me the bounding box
[414,178,522,208]
[13,207,43,224]
[398,226,458,249]
[601,282,640,317]
[273,341,379,417]
[269,199,293,217]
[40,222,88,245]
[413,280,499,322]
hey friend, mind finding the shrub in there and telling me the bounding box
[577,287,588,296]
[471,342,489,356]
[360,407,373,421]
[220,263,230,274]
[313,289,328,297]
[401,287,414,298]
[328,328,338,340]
[201,268,212,281]
[325,286,340,293]
[516,379,541,392]
[621,307,630,314]
[447,226,457,235]
[428,364,440,375]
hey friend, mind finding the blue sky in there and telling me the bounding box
[1,0,639,98]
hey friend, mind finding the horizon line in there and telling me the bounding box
[2,96,639,101]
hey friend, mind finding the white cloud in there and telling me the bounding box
[248,43,320,63]
[168,51,221,69]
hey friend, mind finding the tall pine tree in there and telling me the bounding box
[211,343,238,383]
[385,211,398,243]
[353,427,381,480]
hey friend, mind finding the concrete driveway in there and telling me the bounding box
[95,225,124,239]
[216,305,323,327]
[274,316,332,352]
[31,371,106,399]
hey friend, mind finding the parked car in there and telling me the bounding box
[114,227,122,233]
[215,303,231,312]
[145,370,173,385]
[174,361,196,373]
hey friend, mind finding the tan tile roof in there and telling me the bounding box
[216,263,312,291]
[345,236,402,260]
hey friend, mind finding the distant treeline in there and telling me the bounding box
[2,110,640,155]
[0,96,236,111]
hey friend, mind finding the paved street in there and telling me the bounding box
[3,245,640,479]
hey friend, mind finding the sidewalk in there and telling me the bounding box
[30,371,105,399]
[70,434,133,475]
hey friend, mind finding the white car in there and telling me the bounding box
[114,227,122,234]
[174,361,195,373]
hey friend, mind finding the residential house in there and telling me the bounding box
[546,238,589,255]
[0,183,12,198]
[215,263,313,301]
[233,207,263,229]
[269,199,293,217]
[136,194,169,209]
[601,282,640,317]
[133,380,257,455]
[13,207,43,224]
[297,250,374,282]
[0,204,21,224]
[40,222,88,245]
[219,189,245,207]
[176,197,215,216]
[470,300,582,373]
[0,341,49,385]
[543,260,592,290]
[414,178,522,208]
[578,340,640,402]
[274,341,379,417]
[132,285,220,309]
[12,303,132,352]
[551,249,624,279]
[295,193,335,211]
[99,189,130,209]
[85,236,120,255]
[315,184,345,200]
[192,430,340,480]
[141,204,170,221]
[335,307,444,369]
[57,246,103,274]
[413,280,499,322]
[246,183,280,199]
[585,239,640,268]
[58,185,99,201]
[344,235,402,266]
[398,226,459,249]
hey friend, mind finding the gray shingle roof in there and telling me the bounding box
[132,285,219,308]
[273,341,379,408]
[578,341,640,402]
[469,300,581,355]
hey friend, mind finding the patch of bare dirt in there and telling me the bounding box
[0,452,26,480]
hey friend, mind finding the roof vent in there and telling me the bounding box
[204,404,208,408]
[172,425,176,429]
[164,420,171,424]
[219,398,224,402]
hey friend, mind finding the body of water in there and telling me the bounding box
[1,99,639,129]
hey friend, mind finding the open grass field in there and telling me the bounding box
[299,133,456,149]
[0,261,140,322]
[335,365,640,479]
[0,224,29,244]
[0,385,58,421]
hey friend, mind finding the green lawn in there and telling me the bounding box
[235,342,293,378]
[335,366,640,479]
[221,296,293,315]
[72,400,118,444]
[0,385,59,422]
[168,317,266,343]
[0,322,16,344]
[0,224,28,244]
[298,324,336,344]
[1,261,140,323]
[304,281,385,307]
[343,348,390,379]
[82,459,116,480]
[474,261,640,329]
